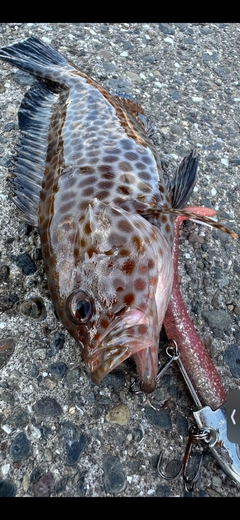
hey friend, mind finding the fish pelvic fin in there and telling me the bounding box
[168,149,198,209]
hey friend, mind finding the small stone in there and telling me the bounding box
[44,448,53,462]
[132,427,144,443]
[65,367,81,386]
[48,361,67,379]
[155,484,171,497]
[187,233,205,244]
[0,338,15,369]
[10,253,37,275]
[176,413,189,436]
[59,421,86,465]
[202,51,219,61]
[105,404,130,425]
[30,467,43,484]
[125,71,143,83]
[212,475,222,488]
[8,407,29,428]
[202,309,232,332]
[10,432,32,462]
[22,474,29,492]
[0,479,16,497]
[158,23,175,35]
[0,263,10,282]
[47,331,65,357]
[32,348,46,361]
[170,88,182,101]
[145,405,172,430]
[44,376,57,390]
[103,454,127,495]
[223,344,240,378]
[2,424,12,434]
[55,476,68,494]
[0,293,19,312]
[1,463,10,477]
[33,397,63,417]
[33,472,54,497]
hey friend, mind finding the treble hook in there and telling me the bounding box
[157,426,211,492]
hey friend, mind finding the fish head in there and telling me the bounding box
[62,199,173,385]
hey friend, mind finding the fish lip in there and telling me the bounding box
[85,308,154,383]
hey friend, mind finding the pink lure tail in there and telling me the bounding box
[163,205,226,410]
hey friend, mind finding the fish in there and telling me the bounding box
[0,36,237,394]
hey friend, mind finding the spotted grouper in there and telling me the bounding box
[0,36,235,393]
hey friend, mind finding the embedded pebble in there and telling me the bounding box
[0,479,17,497]
[103,454,127,494]
[0,338,15,369]
[47,332,65,357]
[0,263,10,282]
[105,404,130,425]
[158,23,175,35]
[7,407,29,428]
[33,472,54,497]
[145,406,172,430]
[10,253,37,275]
[33,397,63,417]
[10,432,32,462]
[223,344,240,378]
[155,484,171,497]
[202,309,232,332]
[48,361,67,379]
[59,421,86,465]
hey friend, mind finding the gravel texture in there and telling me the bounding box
[0,22,240,497]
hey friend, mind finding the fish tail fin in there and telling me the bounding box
[168,149,198,209]
[0,36,74,82]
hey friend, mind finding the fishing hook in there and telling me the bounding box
[157,425,212,492]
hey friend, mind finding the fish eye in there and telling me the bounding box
[66,290,94,324]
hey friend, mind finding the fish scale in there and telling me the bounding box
[0,36,198,392]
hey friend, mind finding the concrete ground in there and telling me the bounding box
[0,23,240,497]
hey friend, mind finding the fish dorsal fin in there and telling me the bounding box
[9,81,67,226]
[168,149,198,209]
[114,93,155,137]
[114,93,145,117]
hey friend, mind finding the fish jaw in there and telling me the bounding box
[84,307,159,384]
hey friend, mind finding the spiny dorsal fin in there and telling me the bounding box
[168,149,198,209]
[114,93,154,137]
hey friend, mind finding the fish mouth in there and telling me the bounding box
[85,308,155,384]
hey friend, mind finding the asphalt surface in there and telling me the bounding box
[0,23,240,497]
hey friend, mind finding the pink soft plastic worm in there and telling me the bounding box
[163,206,226,410]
